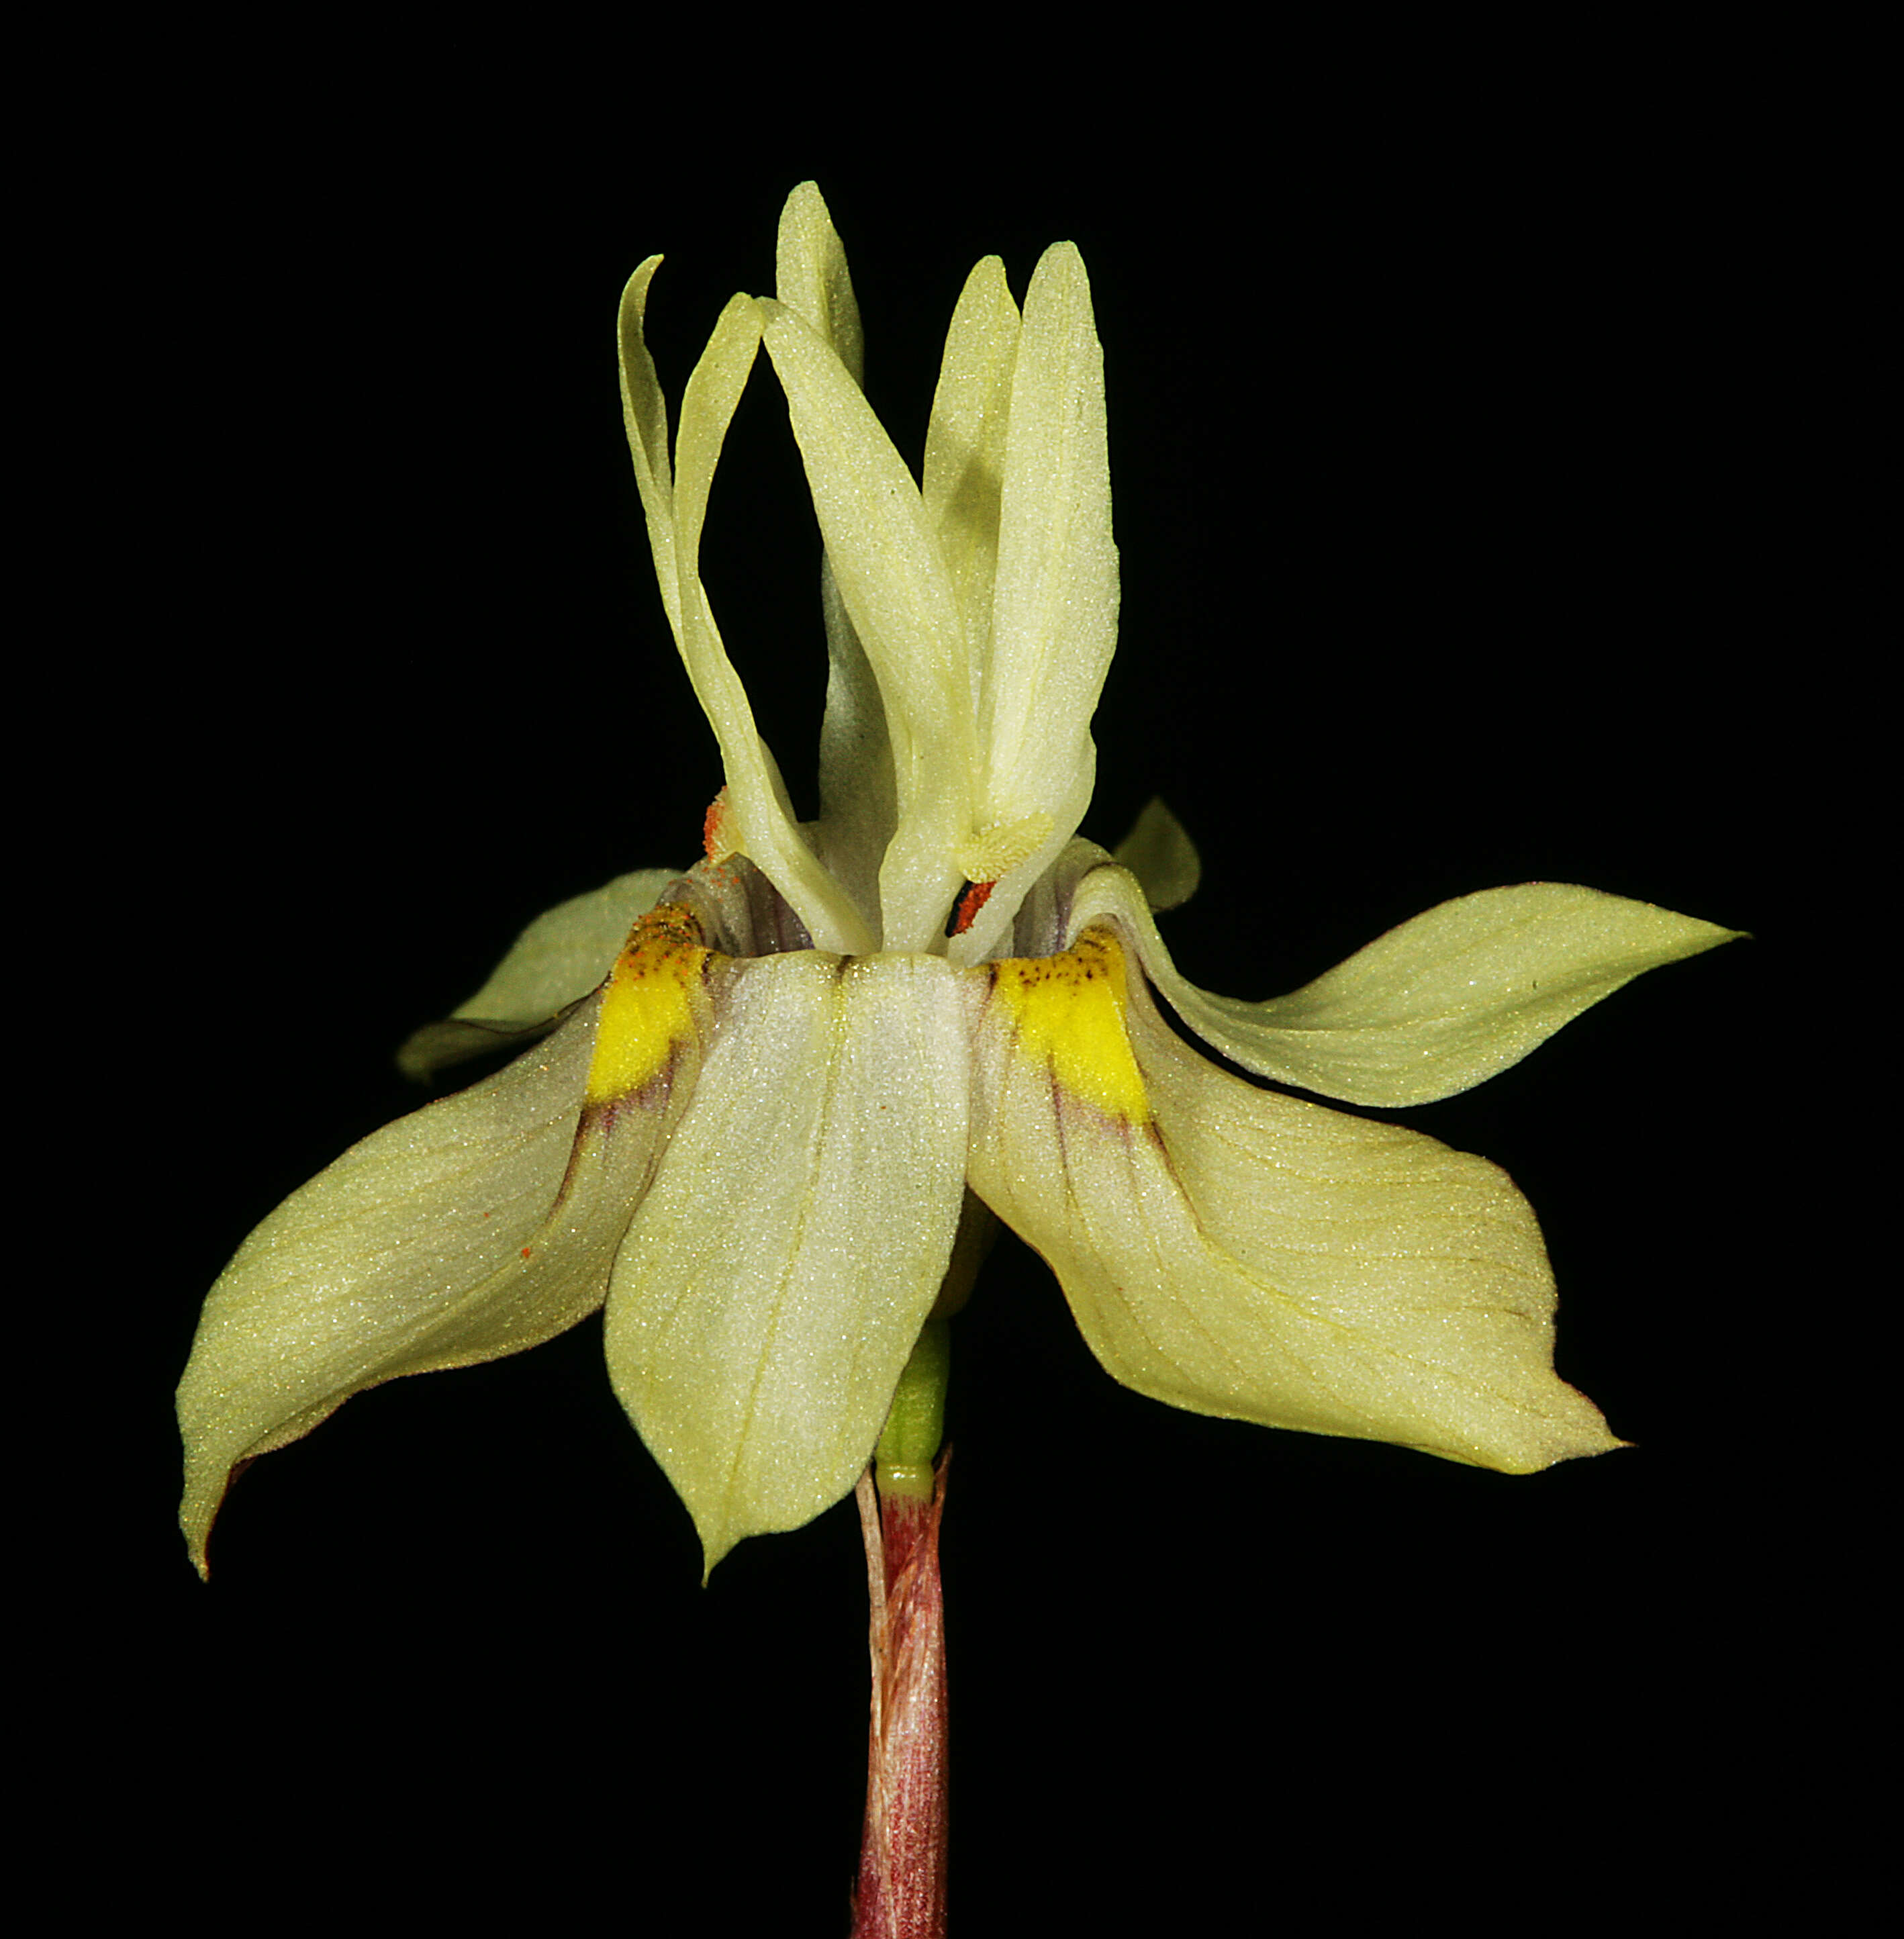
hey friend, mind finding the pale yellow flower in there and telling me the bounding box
[177,185,1740,1578]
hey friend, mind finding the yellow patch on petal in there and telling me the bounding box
[586,902,708,1103]
[989,925,1149,1125]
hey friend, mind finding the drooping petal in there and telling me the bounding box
[1063,853,1744,1106]
[177,901,716,1574]
[397,867,681,1080]
[757,298,975,953]
[963,925,1621,1472]
[948,242,1117,969]
[604,948,969,1576]
[618,262,871,957]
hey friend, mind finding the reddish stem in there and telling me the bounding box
[850,1454,949,1939]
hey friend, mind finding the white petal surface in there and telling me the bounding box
[774,181,863,383]
[759,299,974,951]
[964,933,1621,1473]
[943,245,1116,967]
[923,254,1020,696]
[604,949,969,1574]
[1071,863,1743,1106]
[179,991,697,1574]
[812,555,898,943]
[979,244,1116,833]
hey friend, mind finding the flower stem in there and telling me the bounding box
[851,1452,949,1939]
[851,1204,988,1937]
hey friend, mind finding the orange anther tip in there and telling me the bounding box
[952,881,996,937]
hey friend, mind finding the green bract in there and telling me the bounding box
[177,185,1742,1580]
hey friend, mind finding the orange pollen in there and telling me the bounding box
[702,790,732,860]
[952,880,996,935]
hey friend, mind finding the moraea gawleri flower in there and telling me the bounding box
[177,184,1741,1579]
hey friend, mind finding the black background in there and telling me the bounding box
[86,56,1835,1936]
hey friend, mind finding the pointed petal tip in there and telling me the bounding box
[1112,797,1201,912]
[1465,1401,1629,1474]
[179,1444,240,1582]
[690,1503,749,1585]
[1032,237,1088,280]
[1098,874,1750,1108]
[181,1484,220,1581]
[619,253,663,316]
